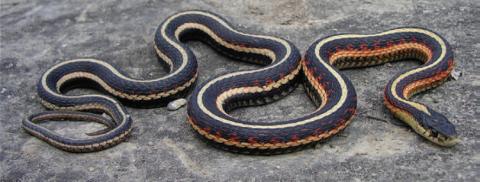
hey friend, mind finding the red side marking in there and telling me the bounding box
[266,78,274,85]
[317,75,323,81]
[346,107,356,115]
[270,137,280,144]
[235,42,246,48]
[386,40,394,47]
[304,58,310,65]
[215,131,222,138]
[253,80,261,86]
[203,127,211,133]
[360,43,369,51]
[319,82,327,90]
[411,37,417,43]
[290,135,299,142]
[448,59,454,67]
[346,44,354,51]
[373,40,381,49]
[328,50,334,58]
[336,119,346,127]
[247,137,258,144]
[229,133,239,143]
[314,128,324,135]
[309,68,315,76]
[335,46,343,52]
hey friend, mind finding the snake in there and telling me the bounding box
[185,13,458,152]
[23,11,205,152]
[310,28,459,147]
[24,10,458,153]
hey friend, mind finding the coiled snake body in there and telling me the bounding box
[24,10,458,153]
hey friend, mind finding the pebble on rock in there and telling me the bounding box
[450,69,462,80]
[167,98,187,111]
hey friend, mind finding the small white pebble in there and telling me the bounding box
[167,98,187,111]
[450,69,462,80]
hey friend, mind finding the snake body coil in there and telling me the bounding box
[309,28,458,147]
[24,10,457,153]
[185,13,458,152]
[185,11,356,153]
[23,11,207,152]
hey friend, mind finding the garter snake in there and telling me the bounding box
[313,28,459,147]
[24,10,458,153]
[23,11,205,152]
[187,22,458,153]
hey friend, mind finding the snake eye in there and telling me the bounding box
[430,130,439,138]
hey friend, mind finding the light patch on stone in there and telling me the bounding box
[347,131,413,158]
[162,138,212,177]
[324,127,415,160]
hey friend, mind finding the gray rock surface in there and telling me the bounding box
[1,0,479,181]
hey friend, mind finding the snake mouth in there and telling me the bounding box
[420,125,459,147]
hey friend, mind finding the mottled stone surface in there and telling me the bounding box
[1,0,479,181]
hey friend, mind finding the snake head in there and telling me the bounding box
[418,109,459,146]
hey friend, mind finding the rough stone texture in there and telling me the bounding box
[1,0,479,181]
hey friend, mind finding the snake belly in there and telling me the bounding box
[186,11,357,154]
[316,27,458,146]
